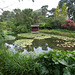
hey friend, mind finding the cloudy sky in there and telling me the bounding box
[0,0,60,13]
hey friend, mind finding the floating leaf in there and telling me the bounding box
[14,39,33,47]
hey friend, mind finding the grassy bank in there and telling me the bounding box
[40,29,75,38]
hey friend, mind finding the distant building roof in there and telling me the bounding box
[31,25,39,27]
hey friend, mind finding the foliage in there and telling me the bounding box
[10,9,34,33]
[55,6,60,19]
[48,8,56,19]
[61,19,75,30]
[45,17,53,28]
[40,29,75,38]
[41,5,48,17]
[61,3,67,18]
[51,19,62,29]
[33,10,47,24]
[0,22,7,46]
[0,49,42,75]
[0,11,14,21]
[37,50,75,75]
[38,15,47,23]
[34,35,51,39]
[5,35,16,40]
[51,16,66,29]
[17,33,46,38]
[0,48,75,75]
[37,23,45,29]
[52,4,67,29]
[59,0,75,21]
[14,39,33,47]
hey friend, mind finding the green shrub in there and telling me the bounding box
[61,19,75,30]
[37,50,75,75]
[51,19,61,29]
[0,49,42,75]
[51,16,66,29]
[16,25,28,33]
[0,49,75,75]
[45,17,53,28]
[36,23,45,29]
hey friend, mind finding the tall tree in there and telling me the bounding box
[48,8,56,18]
[61,3,67,18]
[59,0,75,21]
[54,6,60,19]
[41,5,48,17]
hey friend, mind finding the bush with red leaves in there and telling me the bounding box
[61,19,75,30]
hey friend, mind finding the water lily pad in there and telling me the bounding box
[14,39,33,47]
[34,35,51,39]
[17,33,47,38]
[50,35,75,41]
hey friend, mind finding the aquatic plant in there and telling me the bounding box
[14,39,34,47]
[17,33,46,38]
[34,35,51,39]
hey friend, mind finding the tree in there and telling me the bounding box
[48,8,56,18]
[10,8,34,33]
[59,0,75,21]
[33,8,47,23]
[45,17,53,28]
[41,5,48,17]
[61,3,67,18]
[54,6,60,19]
[1,11,11,21]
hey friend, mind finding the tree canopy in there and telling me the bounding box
[59,0,75,21]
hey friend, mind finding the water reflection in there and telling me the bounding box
[33,46,52,53]
[5,37,75,54]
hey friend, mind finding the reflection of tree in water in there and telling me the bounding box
[26,38,75,51]
[32,39,48,50]
[45,38,65,50]
[26,45,34,51]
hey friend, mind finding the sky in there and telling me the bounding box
[0,0,60,13]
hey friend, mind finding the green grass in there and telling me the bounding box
[40,29,75,38]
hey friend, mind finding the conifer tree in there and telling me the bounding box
[61,3,67,18]
[54,6,60,19]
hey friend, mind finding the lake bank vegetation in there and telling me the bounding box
[0,0,75,75]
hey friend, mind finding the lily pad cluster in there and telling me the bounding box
[14,33,75,49]
[34,35,51,39]
[14,39,33,47]
[17,33,46,38]
[15,33,52,47]
[57,41,75,48]
[50,35,75,41]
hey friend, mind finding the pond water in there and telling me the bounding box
[5,34,75,54]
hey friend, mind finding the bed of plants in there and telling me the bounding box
[0,49,75,75]
[17,33,46,38]
[14,39,33,47]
